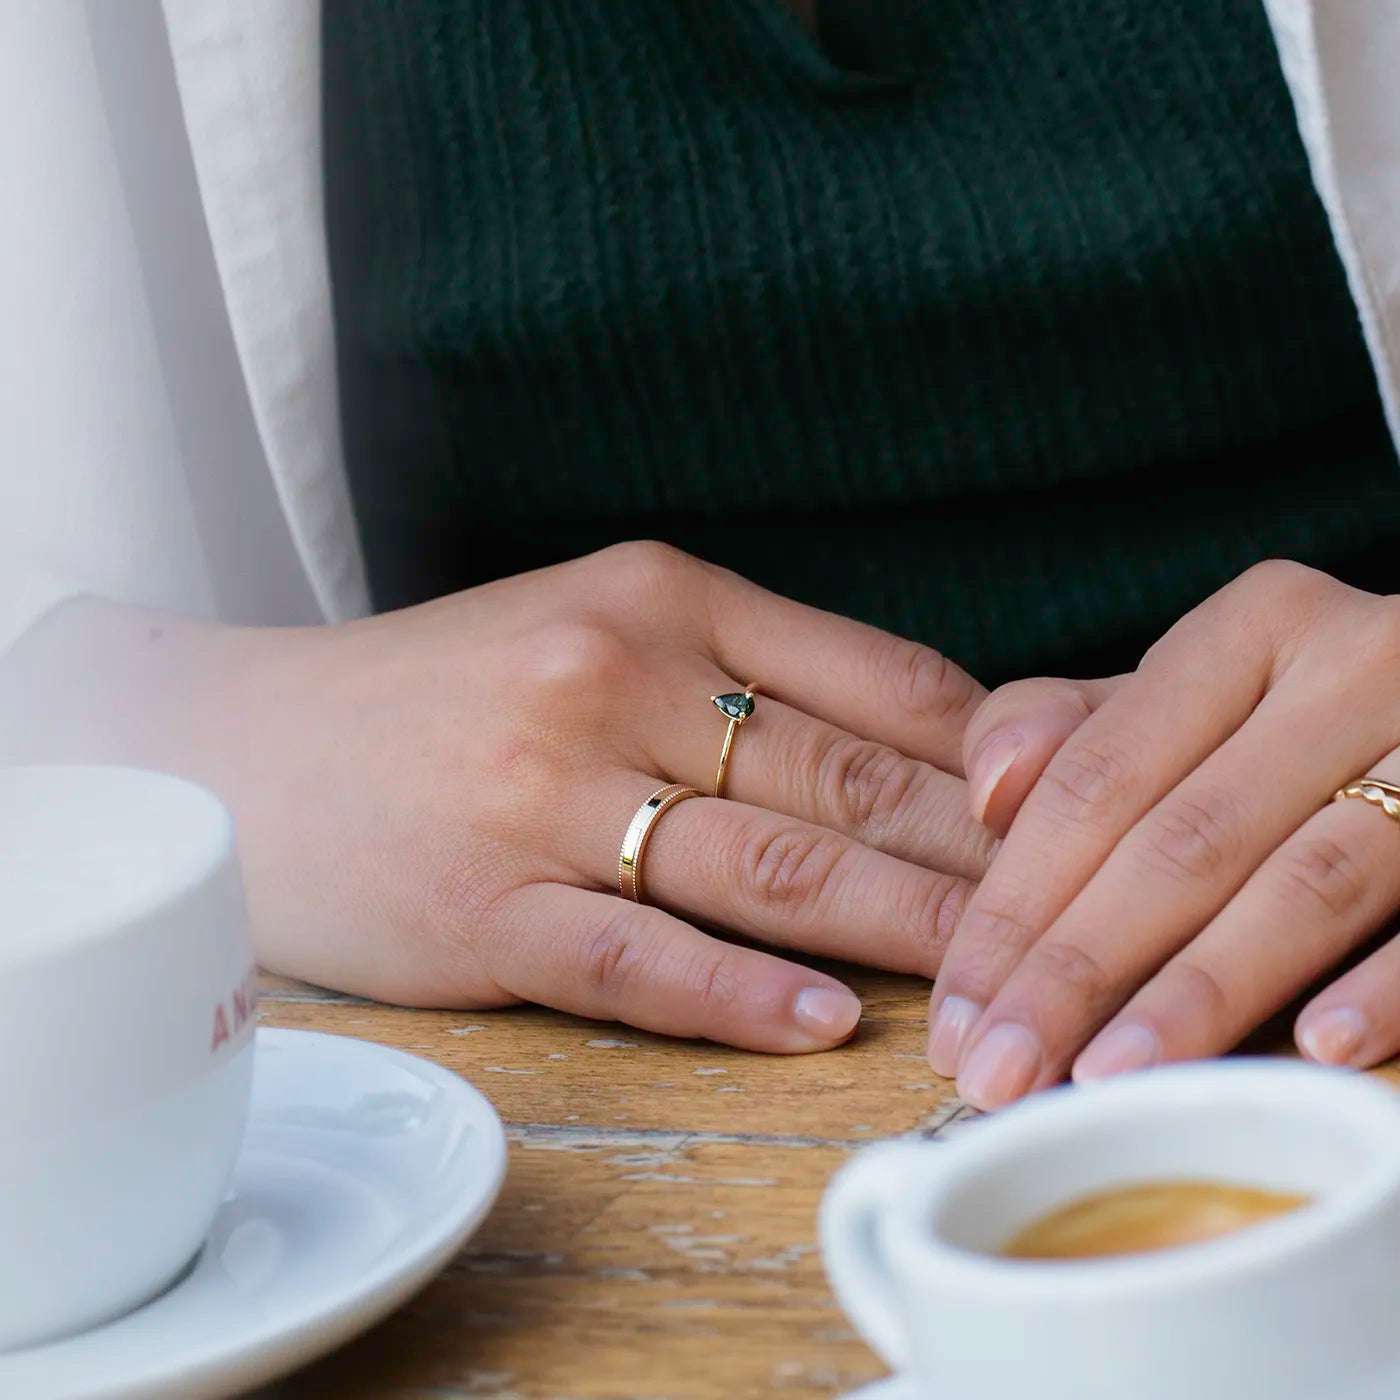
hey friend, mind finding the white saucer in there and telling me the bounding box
[834,1366,1400,1400]
[839,1371,1400,1399]
[0,1028,507,1399]
[842,1380,911,1400]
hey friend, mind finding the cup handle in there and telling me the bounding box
[820,1140,939,1372]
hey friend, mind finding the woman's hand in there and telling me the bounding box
[926,560,1400,1107]
[7,542,995,1051]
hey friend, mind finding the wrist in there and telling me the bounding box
[0,597,260,782]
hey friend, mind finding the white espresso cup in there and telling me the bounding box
[0,766,256,1350]
[822,1061,1400,1400]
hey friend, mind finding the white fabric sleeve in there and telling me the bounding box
[0,0,329,657]
[162,0,370,625]
[1264,0,1400,457]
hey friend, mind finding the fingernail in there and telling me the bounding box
[793,986,862,1044]
[1298,1007,1367,1066]
[927,994,982,1078]
[1073,1023,1159,1082]
[969,732,1024,825]
[957,1023,1041,1109]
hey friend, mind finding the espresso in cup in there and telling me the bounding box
[822,1063,1400,1400]
[1001,1179,1309,1260]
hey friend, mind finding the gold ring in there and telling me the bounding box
[1333,777,1400,827]
[710,683,759,798]
[619,783,702,903]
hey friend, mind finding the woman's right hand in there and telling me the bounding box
[4,542,995,1051]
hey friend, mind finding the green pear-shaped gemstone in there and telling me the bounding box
[713,691,755,721]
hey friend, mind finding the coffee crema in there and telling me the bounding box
[1001,1180,1310,1261]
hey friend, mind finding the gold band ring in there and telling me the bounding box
[1333,777,1400,827]
[710,683,759,798]
[619,783,702,903]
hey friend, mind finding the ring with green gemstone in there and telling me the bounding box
[710,683,759,799]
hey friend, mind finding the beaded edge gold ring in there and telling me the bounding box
[710,683,759,799]
[618,783,702,903]
[1333,777,1400,828]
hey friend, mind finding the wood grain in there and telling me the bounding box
[258,998,959,1142]
[279,1136,879,1399]
[255,966,957,1398]
[253,969,1395,1399]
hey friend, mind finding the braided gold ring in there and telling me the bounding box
[1332,778,1400,828]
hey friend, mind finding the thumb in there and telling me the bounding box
[963,675,1127,837]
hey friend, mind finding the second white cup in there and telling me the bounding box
[822,1061,1400,1400]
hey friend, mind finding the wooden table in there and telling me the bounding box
[256,969,1399,1399]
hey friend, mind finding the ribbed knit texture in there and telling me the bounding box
[323,0,1398,684]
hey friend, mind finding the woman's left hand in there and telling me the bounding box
[925,560,1400,1109]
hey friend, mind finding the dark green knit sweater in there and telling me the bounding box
[323,0,1399,685]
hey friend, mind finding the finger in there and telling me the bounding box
[657,667,996,882]
[575,773,972,978]
[704,567,985,775]
[951,683,1397,1107]
[494,882,862,1053]
[926,589,1283,1077]
[961,676,1125,836]
[1074,758,1400,1081]
[1296,929,1400,1070]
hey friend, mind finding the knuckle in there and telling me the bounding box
[682,949,743,1018]
[593,539,695,594]
[1238,558,1326,602]
[1357,598,1400,672]
[817,732,923,841]
[1162,957,1231,1028]
[903,874,971,970]
[946,902,1041,992]
[1023,938,1115,1010]
[580,909,653,1001]
[877,635,977,727]
[519,620,631,693]
[1277,833,1369,919]
[1212,561,1352,669]
[1037,735,1139,825]
[1132,784,1245,886]
[738,821,848,915]
[1138,631,1177,673]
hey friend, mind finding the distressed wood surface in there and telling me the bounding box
[253,970,1386,1399]
[253,967,963,1399]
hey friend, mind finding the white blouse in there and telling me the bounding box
[2,0,1398,655]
